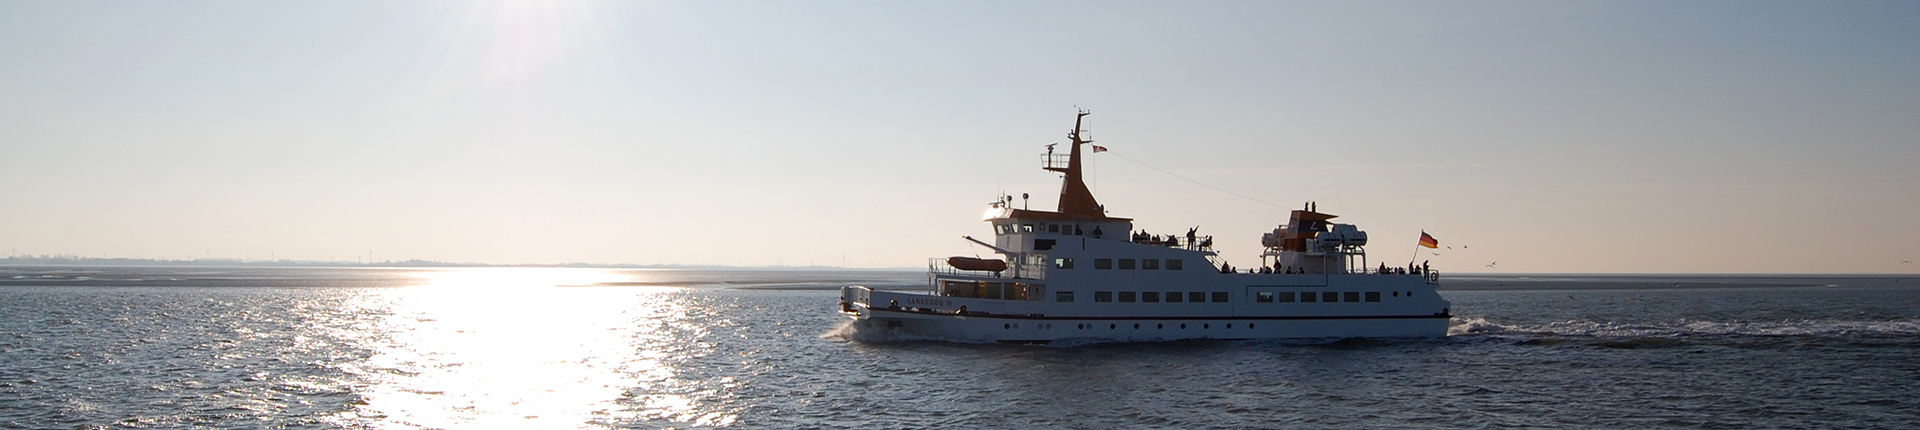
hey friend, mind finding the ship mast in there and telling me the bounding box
[1045,110,1105,218]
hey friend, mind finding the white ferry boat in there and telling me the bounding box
[839,111,1452,343]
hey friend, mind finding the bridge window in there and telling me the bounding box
[1118,259,1136,270]
[1143,292,1160,302]
[1094,258,1112,270]
[1142,259,1159,270]
[1021,224,1034,232]
[1166,259,1184,270]
[1094,291,1113,302]
[1366,292,1381,302]
[1056,291,1074,302]
[1054,258,1074,269]
[1212,292,1229,302]
[1119,292,1136,302]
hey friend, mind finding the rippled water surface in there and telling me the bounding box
[3,267,1918,429]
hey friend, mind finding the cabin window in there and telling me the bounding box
[1189,292,1206,303]
[1048,224,1060,233]
[1166,259,1183,270]
[1118,259,1136,270]
[1323,292,1339,302]
[1300,291,1317,302]
[1142,259,1159,270]
[1212,292,1229,302]
[1143,292,1160,302]
[1344,292,1360,302]
[1022,224,1034,232]
[1256,292,1274,302]
[1008,284,1033,300]
[1278,292,1297,302]
[1119,292,1136,302]
[1165,291,1183,302]
[1034,239,1055,251]
[1056,291,1074,302]
[1365,292,1381,302]
[1094,291,1113,302]
[1094,258,1112,270]
[1054,258,1074,269]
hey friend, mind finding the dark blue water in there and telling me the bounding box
[3,266,1917,429]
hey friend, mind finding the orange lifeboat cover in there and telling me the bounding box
[947,256,1008,272]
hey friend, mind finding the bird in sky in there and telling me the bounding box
[1486,261,1498,268]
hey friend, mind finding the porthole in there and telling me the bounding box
[1110,324,1116,329]
[1227,323,1232,329]
[1249,323,1256,329]
[1392,291,1399,297]
[1157,323,1164,329]
[1133,323,1140,329]
[1004,323,1010,329]
[1204,323,1210,329]
[1077,323,1084,329]
[1181,323,1187,329]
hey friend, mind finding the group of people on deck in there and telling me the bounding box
[1376,261,1432,275]
[1258,264,1308,274]
[1131,227,1211,249]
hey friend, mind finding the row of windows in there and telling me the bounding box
[999,322,1255,330]
[1054,290,1412,303]
[1256,291,1399,303]
[1090,258,1183,270]
[940,280,1042,300]
[997,222,1094,236]
[1057,291,1230,303]
[1051,258,1186,270]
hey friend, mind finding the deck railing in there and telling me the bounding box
[927,257,1046,280]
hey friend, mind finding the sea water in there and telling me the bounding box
[2,266,1916,429]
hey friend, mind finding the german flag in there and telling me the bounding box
[1418,232,1439,249]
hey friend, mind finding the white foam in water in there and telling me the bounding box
[1451,316,1920,339]
[819,319,996,344]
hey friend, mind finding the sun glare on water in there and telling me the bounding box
[328,268,735,429]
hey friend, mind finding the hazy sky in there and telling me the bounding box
[3,1,1916,273]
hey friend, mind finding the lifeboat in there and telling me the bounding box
[946,256,1008,272]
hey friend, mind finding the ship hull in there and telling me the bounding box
[843,302,1450,343]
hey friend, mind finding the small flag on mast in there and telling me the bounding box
[1091,145,1108,153]
[1418,232,1439,249]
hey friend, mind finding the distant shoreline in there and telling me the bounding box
[0,257,921,271]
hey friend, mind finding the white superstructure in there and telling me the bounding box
[838,111,1451,343]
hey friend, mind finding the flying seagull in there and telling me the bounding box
[1486,261,1498,268]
